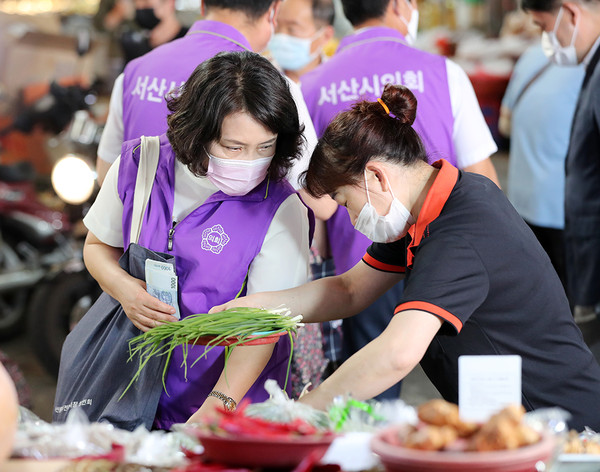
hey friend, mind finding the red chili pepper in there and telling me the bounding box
[212,404,326,439]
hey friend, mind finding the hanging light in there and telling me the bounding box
[51,154,96,205]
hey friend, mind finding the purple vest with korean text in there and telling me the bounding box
[118,135,297,430]
[122,21,251,142]
[301,27,456,274]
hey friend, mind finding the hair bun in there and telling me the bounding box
[380,84,417,125]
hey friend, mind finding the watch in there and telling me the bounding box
[208,390,237,411]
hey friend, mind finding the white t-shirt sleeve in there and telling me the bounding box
[446,58,498,169]
[97,73,125,165]
[84,158,311,290]
[285,77,318,191]
[82,155,124,247]
[247,194,311,294]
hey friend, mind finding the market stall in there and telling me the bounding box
[6,388,600,472]
[1,2,599,471]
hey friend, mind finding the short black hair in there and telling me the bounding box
[341,0,389,26]
[204,0,275,19]
[312,0,335,26]
[166,51,305,182]
[520,0,561,12]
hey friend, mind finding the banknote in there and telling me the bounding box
[145,258,181,319]
[146,259,175,274]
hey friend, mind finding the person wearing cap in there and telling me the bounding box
[96,0,318,189]
[212,84,600,432]
[297,0,500,400]
[521,0,600,323]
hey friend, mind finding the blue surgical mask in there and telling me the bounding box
[268,32,321,71]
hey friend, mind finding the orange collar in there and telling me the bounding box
[406,159,459,267]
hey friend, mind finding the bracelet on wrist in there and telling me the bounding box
[208,390,237,411]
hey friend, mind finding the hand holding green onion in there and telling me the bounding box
[121,306,303,399]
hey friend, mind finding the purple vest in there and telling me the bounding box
[301,27,456,273]
[122,21,251,142]
[118,135,297,429]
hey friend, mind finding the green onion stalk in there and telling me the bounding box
[121,306,303,399]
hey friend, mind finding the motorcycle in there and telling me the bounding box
[26,101,103,377]
[0,160,75,339]
[0,80,102,375]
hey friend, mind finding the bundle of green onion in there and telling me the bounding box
[121,306,303,398]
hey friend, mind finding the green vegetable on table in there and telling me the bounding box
[121,306,303,399]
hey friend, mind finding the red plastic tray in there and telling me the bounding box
[190,331,287,347]
[187,429,335,468]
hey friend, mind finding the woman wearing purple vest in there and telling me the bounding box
[82,51,311,429]
[213,84,600,432]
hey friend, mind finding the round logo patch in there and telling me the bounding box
[201,224,230,254]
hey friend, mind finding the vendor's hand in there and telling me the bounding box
[117,277,178,332]
[208,293,267,314]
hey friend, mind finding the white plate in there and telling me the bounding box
[551,454,600,472]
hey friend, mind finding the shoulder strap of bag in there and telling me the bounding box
[512,60,551,109]
[130,135,160,245]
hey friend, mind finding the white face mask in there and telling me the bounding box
[541,7,579,66]
[206,153,273,196]
[353,170,415,243]
[400,0,419,45]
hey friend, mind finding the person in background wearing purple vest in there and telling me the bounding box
[96,0,318,190]
[213,85,600,432]
[268,0,336,84]
[268,0,343,390]
[297,0,500,400]
[82,51,312,429]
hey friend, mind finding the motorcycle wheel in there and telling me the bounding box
[0,238,31,339]
[0,290,28,340]
[28,271,101,377]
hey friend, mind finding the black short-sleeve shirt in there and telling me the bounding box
[363,160,600,431]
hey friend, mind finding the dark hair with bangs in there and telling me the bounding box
[166,51,304,181]
[302,84,427,197]
[341,0,389,26]
[204,0,275,19]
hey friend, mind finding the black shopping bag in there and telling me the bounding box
[53,243,174,431]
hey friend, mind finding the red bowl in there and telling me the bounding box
[188,430,335,468]
[190,331,287,347]
[371,426,557,472]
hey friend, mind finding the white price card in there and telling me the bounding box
[458,355,521,423]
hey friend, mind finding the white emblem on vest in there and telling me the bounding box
[201,224,230,254]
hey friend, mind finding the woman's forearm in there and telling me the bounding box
[187,343,275,422]
[83,232,177,331]
[83,232,131,301]
[299,309,443,410]
[212,262,401,324]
